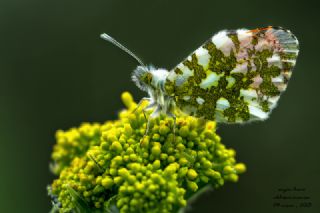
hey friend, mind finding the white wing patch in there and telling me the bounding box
[200,72,222,89]
[175,64,194,86]
[231,62,248,74]
[196,97,205,105]
[195,47,210,68]
[267,54,282,68]
[212,31,235,56]
[248,105,269,120]
[216,98,230,110]
[226,76,236,88]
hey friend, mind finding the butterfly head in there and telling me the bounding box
[132,65,169,92]
[132,66,153,92]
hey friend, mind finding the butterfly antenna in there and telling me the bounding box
[100,33,145,66]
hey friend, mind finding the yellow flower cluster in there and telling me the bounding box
[49,92,246,213]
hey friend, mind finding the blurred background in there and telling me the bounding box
[1,0,319,212]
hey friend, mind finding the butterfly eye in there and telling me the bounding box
[142,73,153,85]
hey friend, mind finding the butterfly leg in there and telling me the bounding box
[140,105,160,146]
[142,109,149,135]
[132,97,151,113]
[140,109,149,147]
[141,102,157,134]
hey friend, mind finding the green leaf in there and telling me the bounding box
[104,195,119,213]
[49,201,60,213]
[178,184,214,213]
[66,185,92,213]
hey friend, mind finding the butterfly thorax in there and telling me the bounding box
[132,66,175,117]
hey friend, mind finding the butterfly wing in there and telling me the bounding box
[165,26,299,123]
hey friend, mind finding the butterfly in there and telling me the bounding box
[101,26,299,134]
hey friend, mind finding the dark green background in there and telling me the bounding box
[1,0,319,212]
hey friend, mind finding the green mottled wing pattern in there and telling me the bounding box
[165,27,299,123]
